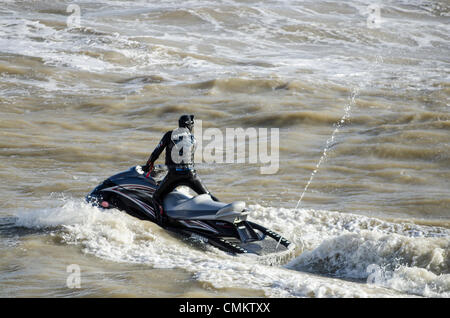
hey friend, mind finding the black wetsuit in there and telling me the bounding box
[146,128,210,205]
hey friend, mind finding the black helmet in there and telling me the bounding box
[178,114,194,131]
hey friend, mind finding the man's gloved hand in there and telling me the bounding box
[142,163,153,173]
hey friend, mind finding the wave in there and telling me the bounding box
[185,78,289,93]
[10,198,450,297]
[287,231,449,297]
[334,142,449,164]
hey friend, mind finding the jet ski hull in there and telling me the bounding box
[86,166,294,256]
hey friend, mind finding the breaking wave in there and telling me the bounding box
[12,198,450,297]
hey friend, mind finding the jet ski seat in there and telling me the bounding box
[163,190,247,222]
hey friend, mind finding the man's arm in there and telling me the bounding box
[146,131,171,166]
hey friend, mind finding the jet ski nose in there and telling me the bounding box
[100,201,110,208]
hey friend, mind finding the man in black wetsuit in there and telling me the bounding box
[143,115,218,221]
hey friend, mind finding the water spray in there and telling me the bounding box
[295,55,383,211]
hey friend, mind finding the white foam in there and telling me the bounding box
[1,0,447,91]
[13,199,449,297]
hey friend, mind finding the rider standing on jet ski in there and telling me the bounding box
[143,115,218,219]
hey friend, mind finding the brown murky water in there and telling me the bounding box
[0,0,449,298]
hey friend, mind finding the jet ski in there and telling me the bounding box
[86,165,293,256]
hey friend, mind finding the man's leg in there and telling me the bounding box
[153,172,179,222]
[188,171,219,202]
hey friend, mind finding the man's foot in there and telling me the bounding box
[209,193,219,202]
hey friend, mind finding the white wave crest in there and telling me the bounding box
[13,199,449,297]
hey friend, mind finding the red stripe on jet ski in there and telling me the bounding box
[106,187,156,218]
[120,184,156,192]
[179,220,219,234]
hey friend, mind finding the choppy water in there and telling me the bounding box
[0,0,449,298]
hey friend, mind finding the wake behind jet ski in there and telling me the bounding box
[86,165,294,256]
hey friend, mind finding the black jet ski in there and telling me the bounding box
[86,165,293,256]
